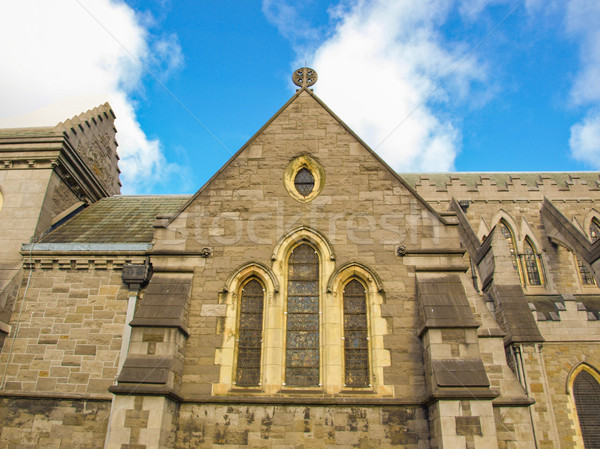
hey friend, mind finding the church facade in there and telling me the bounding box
[0,70,599,448]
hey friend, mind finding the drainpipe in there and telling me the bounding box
[513,344,539,449]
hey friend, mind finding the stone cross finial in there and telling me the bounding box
[293,67,318,88]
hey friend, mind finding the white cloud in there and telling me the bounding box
[570,111,600,167]
[0,0,183,193]
[310,0,486,172]
[566,0,600,106]
[564,0,600,167]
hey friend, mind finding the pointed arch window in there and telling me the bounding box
[499,221,519,272]
[285,243,320,387]
[343,279,370,388]
[573,369,600,448]
[590,218,600,243]
[523,239,542,286]
[577,218,600,285]
[235,278,264,386]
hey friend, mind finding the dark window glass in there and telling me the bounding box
[524,241,541,286]
[578,258,596,285]
[499,222,519,271]
[294,168,314,197]
[286,243,319,387]
[235,279,264,386]
[343,279,369,388]
[573,370,600,448]
[590,219,600,243]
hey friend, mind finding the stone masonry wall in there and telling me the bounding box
[537,342,600,449]
[155,90,460,400]
[0,266,129,395]
[412,178,600,295]
[175,404,429,449]
[0,397,110,449]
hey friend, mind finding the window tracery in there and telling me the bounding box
[523,239,542,286]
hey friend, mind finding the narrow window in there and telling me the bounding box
[343,279,369,388]
[235,279,264,386]
[573,370,600,448]
[578,258,596,285]
[590,219,600,243]
[499,221,519,271]
[286,243,319,387]
[577,218,600,285]
[294,167,314,197]
[524,240,542,286]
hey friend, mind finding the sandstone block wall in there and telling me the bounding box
[0,397,110,449]
[175,404,429,449]
[0,266,128,395]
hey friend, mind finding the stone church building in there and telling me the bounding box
[0,68,599,448]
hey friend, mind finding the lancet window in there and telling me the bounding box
[573,369,600,448]
[285,243,320,387]
[523,239,542,286]
[499,221,520,272]
[343,279,370,388]
[235,278,264,386]
[577,218,600,285]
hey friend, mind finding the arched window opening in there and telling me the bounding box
[523,240,542,286]
[499,221,519,271]
[576,218,600,286]
[235,278,264,386]
[343,279,369,388]
[578,259,596,285]
[590,218,600,243]
[285,243,320,387]
[573,369,600,448]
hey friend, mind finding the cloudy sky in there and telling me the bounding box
[0,0,599,194]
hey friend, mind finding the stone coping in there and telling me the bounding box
[21,243,152,253]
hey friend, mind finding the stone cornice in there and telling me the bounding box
[0,131,109,202]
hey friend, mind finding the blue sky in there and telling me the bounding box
[1,0,600,194]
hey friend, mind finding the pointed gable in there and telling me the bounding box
[168,87,448,227]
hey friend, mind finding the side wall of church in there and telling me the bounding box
[0,397,110,449]
[0,265,129,395]
[174,404,428,448]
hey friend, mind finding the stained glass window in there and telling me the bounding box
[343,279,369,388]
[235,279,264,386]
[499,221,519,271]
[573,370,600,449]
[285,243,320,387]
[524,240,542,286]
[294,168,314,197]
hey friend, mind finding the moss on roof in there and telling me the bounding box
[41,195,190,244]
[400,172,600,189]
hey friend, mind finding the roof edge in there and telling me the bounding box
[22,243,152,253]
[304,89,450,225]
[167,88,308,224]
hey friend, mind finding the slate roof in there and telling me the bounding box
[41,195,190,243]
[400,172,600,189]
